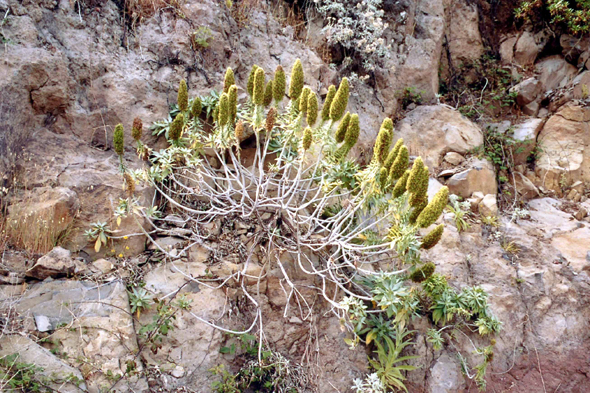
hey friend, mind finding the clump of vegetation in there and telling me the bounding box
[315,0,391,73]
[516,0,590,35]
[441,53,519,121]
[192,26,213,49]
[109,59,499,392]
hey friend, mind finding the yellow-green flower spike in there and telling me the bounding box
[330,77,349,122]
[302,127,312,150]
[299,87,310,113]
[132,117,142,142]
[417,186,449,228]
[372,126,392,164]
[266,107,276,134]
[263,80,274,107]
[223,67,235,93]
[407,157,426,194]
[392,170,410,198]
[235,120,244,141]
[384,138,404,171]
[421,224,444,250]
[379,167,389,189]
[381,117,394,132]
[409,197,428,224]
[335,112,351,143]
[169,113,184,141]
[389,145,409,181]
[289,59,304,101]
[273,65,286,103]
[178,79,188,112]
[409,262,436,283]
[228,85,238,123]
[344,113,360,147]
[307,92,318,126]
[247,64,259,97]
[113,123,124,156]
[191,97,202,119]
[321,85,336,122]
[218,93,230,126]
[253,68,265,106]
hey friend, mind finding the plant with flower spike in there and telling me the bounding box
[273,65,286,104]
[114,123,125,159]
[191,97,202,119]
[247,64,259,97]
[223,67,235,93]
[321,85,336,123]
[228,85,238,123]
[330,77,349,122]
[307,92,318,126]
[289,59,304,101]
[263,80,273,107]
[335,112,351,143]
[134,60,498,393]
[178,80,188,112]
[253,68,265,106]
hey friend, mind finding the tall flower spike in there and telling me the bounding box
[266,107,276,134]
[417,186,449,228]
[379,167,389,189]
[273,65,286,103]
[421,224,444,249]
[389,145,409,181]
[372,126,392,164]
[178,79,188,112]
[302,127,312,150]
[409,197,428,224]
[299,87,310,113]
[263,80,274,107]
[247,64,259,97]
[307,92,318,126]
[218,93,230,126]
[321,85,336,122]
[223,67,235,93]
[407,157,426,194]
[392,170,410,197]
[191,97,202,119]
[169,113,184,141]
[235,120,244,141]
[228,85,238,123]
[344,113,360,147]
[335,112,351,143]
[381,117,394,132]
[289,59,304,101]
[132,117,142,142]
[113,123,124,156]
[384,138,404,171]
[253,67,265,106]
[330,77,349,122]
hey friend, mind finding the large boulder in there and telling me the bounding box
[447,1,484,67]
[514,31,540,66]
[6,187,80,254]
[511,118,544,165]
[446,157,497,198]
[395,105,483,169]
[535,103,590,193]
[536,55,577,93]
[26,246,84,280]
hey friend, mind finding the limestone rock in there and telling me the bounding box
[535,104,590,193]
[0,336,86,393]
[26,246,78,280]
[447,1,484,67]
[572,70,590,99]
[478,194,498,217]
[511,118,544,165]
[6,187,80,254]
[446,158,497,198]
[499,36,518,64]
[514,31,540,66]
[395,105,483,169]
[444,152,465,166]
[514,172,540,200]
[428,353,466,393]
[511,77,542,107]
[536,55,577,93]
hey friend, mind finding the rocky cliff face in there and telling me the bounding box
[1,0,590,392]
